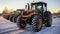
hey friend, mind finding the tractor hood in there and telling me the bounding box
[21,10,38,18]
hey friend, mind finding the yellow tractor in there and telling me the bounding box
[3,9,24,22]
[9,9,25,22]
[16,1,52,32]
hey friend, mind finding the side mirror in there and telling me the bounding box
[27,3,30,10]
[25,3,30,10]
[25,5,27,10]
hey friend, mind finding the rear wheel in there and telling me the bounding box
[32,15,42,32]
[45,11,52,27]
[16,16,26,29]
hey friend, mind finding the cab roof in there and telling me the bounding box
[31,1,47,5]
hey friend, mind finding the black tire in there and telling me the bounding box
[32,15,42,32]
[9,16,13,22]
[7,16,10,20]
[45,11,52,27]
[13,16,18,23]
[16,16,26,29]
[12,16,16,22]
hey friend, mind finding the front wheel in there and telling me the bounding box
[16,16,26,29]
[9,16,13,22]
[12,16,17,23]
[32,15,42,32]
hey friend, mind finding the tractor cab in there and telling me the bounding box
[31,2,47,12]
[26,1,47,12]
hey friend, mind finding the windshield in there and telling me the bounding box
[31,4,42,10]
[17,10,21,13]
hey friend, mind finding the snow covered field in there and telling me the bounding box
[0,15,60,34]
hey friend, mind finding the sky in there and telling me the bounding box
[0,0,60,13]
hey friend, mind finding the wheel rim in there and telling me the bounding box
[38,19,42,29]
[49,16,52,25]
[20,22,25,27]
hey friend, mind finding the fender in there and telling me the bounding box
[22,10,38,18]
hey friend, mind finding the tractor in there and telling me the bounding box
[8,9,25,22]
[16,1,52,32]
[2,8,25,23]
[11,9,25,22]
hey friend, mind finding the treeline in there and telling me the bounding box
[52,10,60,15]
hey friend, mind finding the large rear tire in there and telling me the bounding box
[16,16,26,29]
[32,15,42,32]
[45,11,52,27]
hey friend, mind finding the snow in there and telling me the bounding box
[35,16,60,34]
[0,15,60,34]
